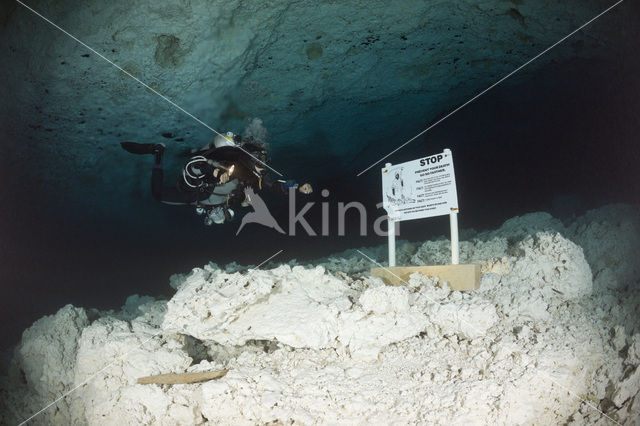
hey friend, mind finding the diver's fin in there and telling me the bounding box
[120,142,165,155]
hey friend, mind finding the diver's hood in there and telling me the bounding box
[213,132,236,148]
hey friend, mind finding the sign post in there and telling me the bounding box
[383,162,398,267]
[450,209,459,265]
[373,149,480,291]
[388,219,396,267]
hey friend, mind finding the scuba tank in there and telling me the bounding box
[193,179,241,226]
[198,206,235,226]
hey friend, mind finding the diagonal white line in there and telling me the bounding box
[17,331,162,426]
[357,249,621,425]
[17,249,285,425]
[15,0,283,177]
[256,249,284,268]
[533,370,621,425]
[357,0,625,176]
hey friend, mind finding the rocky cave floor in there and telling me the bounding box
[1,204,639,425]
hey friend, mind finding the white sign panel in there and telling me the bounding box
[382,150,459,221]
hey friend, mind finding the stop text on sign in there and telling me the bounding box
[419,153,444,166]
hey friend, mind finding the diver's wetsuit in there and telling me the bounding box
[122,140,295,216]
[192,145,292,195]
[122,140,292,208]
[152,156,219,205]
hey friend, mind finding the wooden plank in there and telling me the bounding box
[137,370,228,385]
[370,264,481,291]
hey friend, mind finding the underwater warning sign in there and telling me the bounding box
[382,150,459,221]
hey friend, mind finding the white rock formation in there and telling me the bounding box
[163,264,428,361]
[1,204,639,425]
[1,305,88,425]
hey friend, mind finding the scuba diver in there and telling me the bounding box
[121,132,312,225]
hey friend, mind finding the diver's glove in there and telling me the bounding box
[214,169,229,184]
[212,167,232,184]
[281,180,312,194]
[299,183,313,194]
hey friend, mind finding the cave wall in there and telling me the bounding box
[1,0,636,221]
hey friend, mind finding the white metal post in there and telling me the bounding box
[388,218,396,267]
[385,162,396,267]
[450,210,459,265]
